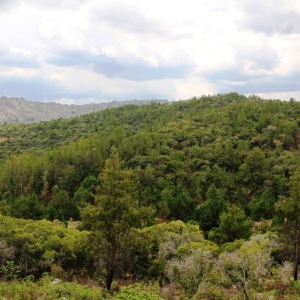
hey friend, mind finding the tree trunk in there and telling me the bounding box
[241,285,250,300]
[106,244,116,291]
[294,243,299,280]
[294,224,300,281]
[294,263,298,281]
[106,267,114,291]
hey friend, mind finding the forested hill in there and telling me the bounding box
[0,96,168,124]
[2,92,300,298]
[0,92,299,224]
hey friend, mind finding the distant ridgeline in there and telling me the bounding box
[0,96,169,124]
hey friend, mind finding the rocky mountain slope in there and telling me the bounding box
[0,96,168,124]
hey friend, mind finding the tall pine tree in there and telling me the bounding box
[81,150,152,290]
[276,168,300,280]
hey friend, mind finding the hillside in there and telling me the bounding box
[0,92,299,222]
[1,92,300,299]
[0,96,168,124]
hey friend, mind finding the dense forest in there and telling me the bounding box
[1,93,300,299]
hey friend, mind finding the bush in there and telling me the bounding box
[196,283,223,300]
[0,274,104,300]
[113,283,161,300]
[0,261,20,280]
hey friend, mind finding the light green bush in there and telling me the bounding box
[0,274,104,300]
[113,283,161,300]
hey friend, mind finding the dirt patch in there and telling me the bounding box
[67,221,80,230]
[0,137,8,143]
[290,133,300,150]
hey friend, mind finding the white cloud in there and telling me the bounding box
[54,97,75,105]
[96,46,118,58]
[39,19,59,39]
[0,0,299,103]
[9,47,32,56]
[237,0,300,35]
[254,91,300,101]
[176,78,217,100]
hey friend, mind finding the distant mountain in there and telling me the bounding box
[0,96,169,124]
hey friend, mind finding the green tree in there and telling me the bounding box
[0,215,88,277]
[248,188,275,221]
[276,168,300,280]
[209,205,253,245]
[195,184,226,232]
[0,240,15,268]
[238,147,268,197]
[168,181,194,221]
[0,260,20,280]
[81,151,152,290]
[218,234,276,300]
[71,175,98,219]
[11,193,45,220]
[166,248,213,297]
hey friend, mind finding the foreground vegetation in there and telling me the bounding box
[0,277,162,299]
[1,215,300,299]
[1,93,300,298]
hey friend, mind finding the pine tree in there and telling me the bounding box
[81,150,152,290]
[276,168,300,280]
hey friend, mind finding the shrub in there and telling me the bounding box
[113,283,161,300]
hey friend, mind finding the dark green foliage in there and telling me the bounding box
[81,151,154,290]
[195,184,226,232]
[275,168,300,280]
[3,90,300,300]
[167,181,195,221]
[0,261,20,280]
[209,205,253,245]
[0,93,299,223]
[238,147,269,198]
[11,193,45,220]
[248,188,275,220]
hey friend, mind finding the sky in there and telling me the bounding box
[0,0,299,104]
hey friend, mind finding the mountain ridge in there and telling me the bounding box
[0,96,169,124]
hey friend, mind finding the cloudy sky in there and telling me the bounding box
[0,0,299,104]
